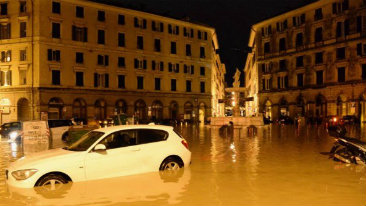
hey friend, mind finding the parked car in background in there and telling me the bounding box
[6,125,191,188]
[341,115,360,125]
[0,122,22,140]
[325,115,343,128]
[48,120,74,142]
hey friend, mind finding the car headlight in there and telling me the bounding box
[9,131,18,140]
[11,169,38,180]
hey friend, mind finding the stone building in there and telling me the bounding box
[244,0,366,123]
[0,0,226,124]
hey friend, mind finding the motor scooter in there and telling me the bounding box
[327,126,366,165]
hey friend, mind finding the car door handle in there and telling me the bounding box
[131,148,141,152]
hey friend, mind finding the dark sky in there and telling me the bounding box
[95,0,316,86]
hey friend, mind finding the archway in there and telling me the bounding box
[169,101,179,120]
[115,99,127,114]
[337,95,347,117]
[315,94,327,117]
[184,101,193,121]
[359,92,366,124]
[48,97,64,119]
[151,100,163,121]
[17,98,30,121]
[134,99,147,121]
[279,97,289,117]
[72,98,87,121]
[264,99,272,120]
[198,102,206,123]
[296,94,305,116]
[95,99,107,120]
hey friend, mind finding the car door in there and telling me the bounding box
[136,129,169,172]
[84,129,143,180]
[49,120,71,141]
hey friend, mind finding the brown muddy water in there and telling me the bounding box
[0,124,365,206]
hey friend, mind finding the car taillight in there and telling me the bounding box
[181,139,189,150]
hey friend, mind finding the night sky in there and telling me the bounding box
[94,0,316,86]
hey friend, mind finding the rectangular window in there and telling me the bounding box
[137,36,144,50]
[76,6,84,18]
[94,73,99,87]
[72,26,87,42]
[155,78,161,90]
[104,74,109,88]
[296,56,303,67]
[0,50,11,62]
[47,49,60,62]
[264,42,270,53]
[316,70,323,85]
[20,22,27,38]
[362,64,366,80]
[20,1,27,13]
[76,52,83,63]
[356,16,362,33]
[52,1,60,14]
[204,32,208,40]
[315,27,323,42]
[186,44,191,56]
[336,47,346,60]
[200,67,205,76]
[19,70,26,85]
[338,67,345,82]
[97,55,108,66]
[154,39,161,52]
[159,62,164,71]
[0,3,7,15]
[137,76,143,89]
[279,38,286,51]
[198,31,202,39]
[200,47,206,58]
[315,52,323,64]
[344,19,350,36]
[200,82,205,93]
[296,33,303,47]
[118,14,125,25]
[118,75,125,88]
[171,79,176,91]
[97,10,105,22]
[52,22,60,38]
[336,22,343,37]
[76,72,84,86]
[118,57,125,68]
[0,70,12,86]
[98,30,105,44]
[314,8,323,20]
[186,80,192,92]
[297,73,303,87]
[20,50,26,61]
[152,60,156,70]
[118,33,125,47]
[171,42,176,54]
[52,70,60,85]
[0,23,11,39]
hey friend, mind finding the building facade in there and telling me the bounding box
[245,0,366,123]
[0,0,226,124]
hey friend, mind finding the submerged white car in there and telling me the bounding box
[6,125,191,188]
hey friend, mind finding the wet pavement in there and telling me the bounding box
[0,124,365,206]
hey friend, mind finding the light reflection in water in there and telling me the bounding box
[0,125,365,206]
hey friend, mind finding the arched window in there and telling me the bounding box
[95,99,107,120]
[151,100,163,121]
[134,99,147,121]
[115,99,127,114]
[48,97,64,119]
[73,98,87,121]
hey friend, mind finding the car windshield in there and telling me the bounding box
[65,131,105,151]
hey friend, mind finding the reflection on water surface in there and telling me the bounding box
[0,125,365,206]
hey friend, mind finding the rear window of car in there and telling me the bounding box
[137,129,168,144]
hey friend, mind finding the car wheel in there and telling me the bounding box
[159,157,183,171]
[35,174,68,189]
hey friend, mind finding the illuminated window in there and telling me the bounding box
[0,23,10,39]
[1,50,11,62]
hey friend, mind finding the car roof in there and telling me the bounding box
[93,125,174,133]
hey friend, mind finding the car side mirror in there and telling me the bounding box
[94,144,106,151]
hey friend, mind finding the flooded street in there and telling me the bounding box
[0,125,365,206]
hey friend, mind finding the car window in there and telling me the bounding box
[67,131,104,151]
[99,130,137,150]
[137,129,168,145]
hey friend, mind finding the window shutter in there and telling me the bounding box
[83,27,88,42]
[48,49,52,60]
[94,73,98,87]
[105,74,109,88]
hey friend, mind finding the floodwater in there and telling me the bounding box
[0,124,365,206]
